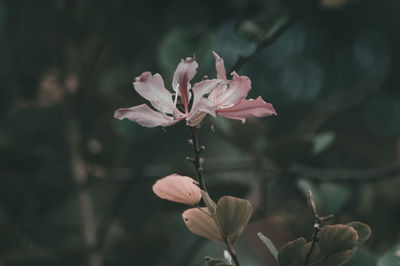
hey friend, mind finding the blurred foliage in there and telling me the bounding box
[1,0,400,265]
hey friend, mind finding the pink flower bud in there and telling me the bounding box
[152,174,201,205]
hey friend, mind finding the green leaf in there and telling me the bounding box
[201,191,217,216]
[347,222,372,246]
[319,225,359,258]
[312,131,335,155]
[377,244,400,266]
[182,208,223,242]
[257,232,278,261]
[343,247,377,266]
[205,257,227,266]
[278,237,307,266]
[216,196,253,240]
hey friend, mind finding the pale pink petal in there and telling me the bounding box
[215,72,251,107]
[172,57,198,112]
[186,98,216,126]
[185,79,224,125]
[152,174,201,205]
[212,51,227,80]
[186,112,208,127]
[114,104,181,127]
[133,72,175,113]
[217,96,277,123]
[191,79,224,111]
[182,207,224,242]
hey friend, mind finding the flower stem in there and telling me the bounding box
[304,191,333,266]
[189,126,242,266]
[189,126,207,192]
[224,238,242,266]
[304,226,319,266]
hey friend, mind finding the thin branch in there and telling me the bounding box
[295,74,388,135]
[188,126,242,266]
[66,104,102,266]
[188,126,207,191]
[137,158,400,183]
[304,191,333,266]
[223,238,242,266]
[229,15,293,73]
[288,163,400,183]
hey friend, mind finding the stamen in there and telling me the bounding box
[173,83,179,107]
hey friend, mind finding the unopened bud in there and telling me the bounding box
[188,139,193,145]
[199,157,205,164]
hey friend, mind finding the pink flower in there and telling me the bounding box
[210,52,277,123]
[114,57,223,127]
[152,174,202,205]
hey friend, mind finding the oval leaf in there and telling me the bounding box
[182,208,223,242]
[377,244,400,266]
[216,196,253,239]
[258,232,278,261]
[278,237,307,266]
[347,221,372,246]
[319,225,358,258]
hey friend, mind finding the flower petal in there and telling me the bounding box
[191,79,224,111]
[172,57,198,112]
[212,51,227,80]
[152,174,202,205]
[186,98,216,126]
[185,79,224,125]
[133,72,175,113]
[114,104,181,127]
[215,72,251,107]
[217,96,277,123]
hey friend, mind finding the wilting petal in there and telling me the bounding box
[215,72,251,107]
[152,174,201,205]
[217,96,277,123]
[172,57,198,112]
[114,104,181,127]
[212,51,227,80]
[134,72,175,113]
[182,207,223,242]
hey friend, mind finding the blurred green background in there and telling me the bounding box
[1,0,400,265]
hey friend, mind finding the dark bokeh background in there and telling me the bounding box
[1,0,400,265]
